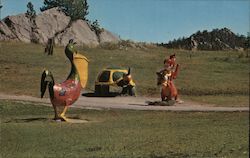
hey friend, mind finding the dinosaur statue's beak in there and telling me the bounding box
[73,53,89,88]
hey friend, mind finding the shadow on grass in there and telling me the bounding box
[4,116,89,123]
[85,146,102,152]
[144,100,176,106]
[149,152,191,158]
[4,117,50,123]
[82,92,120,97]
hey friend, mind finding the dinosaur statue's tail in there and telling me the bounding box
[40,70,55,99]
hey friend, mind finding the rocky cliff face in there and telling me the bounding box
[0,8,120,46]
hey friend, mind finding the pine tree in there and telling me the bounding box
[90,20,103,42]
[26,2,36,19]
[26,2,39,43]
[40,0,89,21]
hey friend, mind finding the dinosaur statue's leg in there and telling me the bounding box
[60,106,69,122]
[52,104,60,120]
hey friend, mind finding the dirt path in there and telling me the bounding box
[0,93,249,112]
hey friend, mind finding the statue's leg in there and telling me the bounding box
[170,82,178,100]
[121,86,128,95]
[60,106,69,122]
[161,86,166,101]
[175,95,178,101]
[171,82,183,103]
[52,105,60,120]
[161,81,172,101]
[129,86,136,96]
[165,86,172,101]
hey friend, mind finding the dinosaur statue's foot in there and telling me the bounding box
[53,116,62,122]
[60,114,69,122]
[53,115,69,122]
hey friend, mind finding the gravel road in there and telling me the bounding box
[0,93,248,112]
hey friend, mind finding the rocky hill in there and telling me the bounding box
[162,28,249,51]
[0,8,120,46]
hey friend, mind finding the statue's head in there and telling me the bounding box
[65,39,77,61]
[69,39,77,45]
[69,39,74,44]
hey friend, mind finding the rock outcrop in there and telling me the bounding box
[0,20,17,40]
[163,28,248,51]
[0,8,120,46]
[99,30,120,44]
[1,14,32,42]
[55,19,99,46]
[35,8,71,44]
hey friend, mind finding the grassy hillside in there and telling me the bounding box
[0,42,249,106]
[0,100,249,158]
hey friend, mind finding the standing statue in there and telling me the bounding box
[40,39,89,121]
[157,54,182,103]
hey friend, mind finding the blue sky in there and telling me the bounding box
[1,0,249,43]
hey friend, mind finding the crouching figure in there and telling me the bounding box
[117,68,136,96]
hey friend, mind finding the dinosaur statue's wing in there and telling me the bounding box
[73,53,89,88]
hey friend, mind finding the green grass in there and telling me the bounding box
[0,41,249,106]
[0,100,249,158]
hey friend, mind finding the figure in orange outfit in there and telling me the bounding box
[157,54,183,103]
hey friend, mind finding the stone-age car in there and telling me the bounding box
[95,67,136,96]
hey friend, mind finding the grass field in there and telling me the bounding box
[0,42,249,106]
[0,100,249,158]
[0,42,249,158]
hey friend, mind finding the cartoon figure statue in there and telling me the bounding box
[40,39,89,121]
[157,54,182,103]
